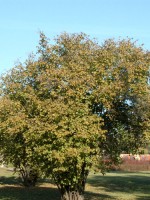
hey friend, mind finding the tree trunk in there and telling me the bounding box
[19,168,39,187]
[54,162,88,200]
[61,190,84,200]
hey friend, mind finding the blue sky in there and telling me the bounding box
[0,0,150,75]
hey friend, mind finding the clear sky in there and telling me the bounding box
[0,0,150,75]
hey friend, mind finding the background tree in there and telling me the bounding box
[0,33,149,199]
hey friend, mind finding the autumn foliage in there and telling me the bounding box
[0,33,149,199]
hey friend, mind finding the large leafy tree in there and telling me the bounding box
[0,33,149,199]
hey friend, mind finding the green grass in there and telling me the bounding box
[0,167,150,200]
[86,171,150,200]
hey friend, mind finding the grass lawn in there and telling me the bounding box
[0,167,150,200]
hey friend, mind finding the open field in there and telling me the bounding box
[0,167,150,200]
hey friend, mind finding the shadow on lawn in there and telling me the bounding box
[87,171,150,199]
[1,171,150,200]
[0,177,116,200]
[136,197,150,200]
[0,186,60,200]
[0,176,111,200]
[0,186,115,200]
[85,191,115,200]
[0,175,60,200]
[0,176,20,185]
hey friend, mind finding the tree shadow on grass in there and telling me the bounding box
[85,191,116,200]
[136,197,150,200]
[0,176,116,200]
[87,171,150,199]
[1,171,150,200]
[0,176,20,185]
[0,174,60,200]
[0,186,60,200]
[0,186,115,200]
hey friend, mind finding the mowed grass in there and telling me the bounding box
[0,167,150,200]
[86,171,150,200]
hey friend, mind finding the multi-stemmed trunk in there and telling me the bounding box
[19,167,39,187]
[61,189,84,200]
[54,163,88,200]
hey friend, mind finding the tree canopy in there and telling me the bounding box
[0,32,149,200]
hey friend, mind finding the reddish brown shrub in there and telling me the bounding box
[118,154,150,171]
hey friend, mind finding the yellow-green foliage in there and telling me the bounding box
[0,33,149,197]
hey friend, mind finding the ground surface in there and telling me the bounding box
[0,167,150,200]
